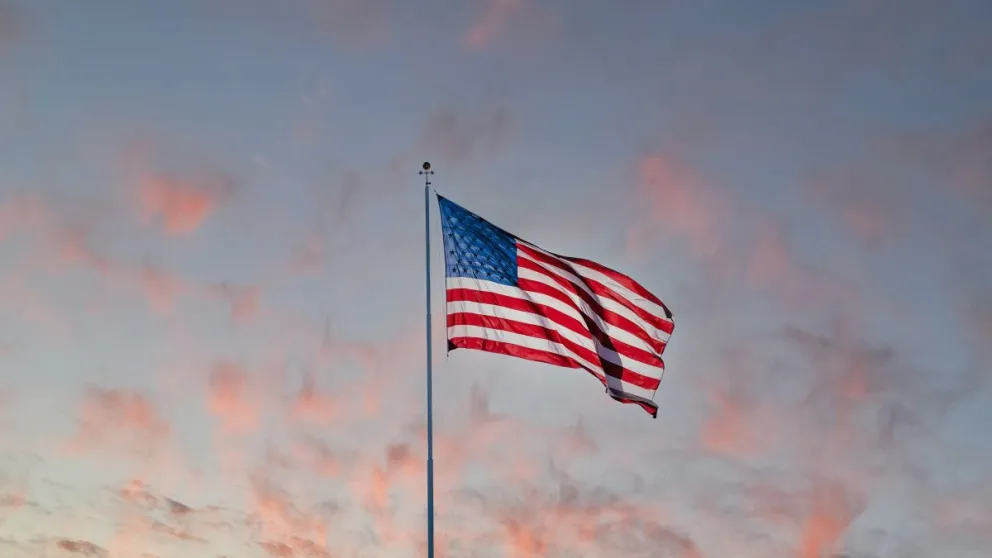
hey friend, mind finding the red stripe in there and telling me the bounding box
[448,311,662,391]
[448,336,579,370]
[447,287,665,369]
[518,244,674,335]
[516,274,668,356]
[563,255,671,316]
[446,288,593,343]
[517,251,673,341]
[580,274,674,335]
[448,337,658,418]
[516,266,668,355]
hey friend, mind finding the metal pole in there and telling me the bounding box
[419,161,435,558]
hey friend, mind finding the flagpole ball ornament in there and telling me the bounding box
[420,161,433,186]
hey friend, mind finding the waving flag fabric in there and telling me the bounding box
[437,195,674,417]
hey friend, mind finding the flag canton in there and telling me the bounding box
[438,196,518,287]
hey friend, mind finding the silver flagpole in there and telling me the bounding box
[419,161,435,558]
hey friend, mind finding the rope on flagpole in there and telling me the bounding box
[419,161,435,558]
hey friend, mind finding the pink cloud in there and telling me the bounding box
[315,0,391,47]
[290,436,341,477]
[135,264,187,314]
[67,387,172,458]
[0,194,48,243]
[636,154,729,258]
[699,384,776,458]
[745,219,793,287]
[631,154,869,318]
[120,479,158,509]
[55,223,262,321]
[135,172,234,236]
[465,0,526,49]
[205,282,262,324]
[249,476,330,554]
[57,539,108,557]
[288,371,338,426]
[805,168,900,248]
[501,517,548,558]
[57,228,190,314]
[288,170,362,277]
[207,362,259,435]
[796,482,862,558]
[742,218,865,314]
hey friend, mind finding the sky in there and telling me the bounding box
[0,0,991,556]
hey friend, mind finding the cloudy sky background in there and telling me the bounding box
[1,1,991,556]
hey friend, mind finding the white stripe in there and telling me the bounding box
[517,263,672,347]
[447,277,586,327]
[447,324,657,400]
[565,259,673,324]
[447,300,598,354]
[517,243,673,335]
[517,250,671,345]
[446,276,660,357]
[450,322,602,380]
[447,300,665,380]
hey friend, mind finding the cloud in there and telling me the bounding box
[49,213,262,321]
[248,476,332,555]
[0,271,74,345]
[744,218,794,287]
[634,154,729,259]
[289,169,363,277]
[56,539,108,557]
[67,387,172,458]
[290,233,327,276]
[806,168,901,249]
[448,469,701,557]
[166,497,193,516]
[465,0,527,49]
[783,325,894,399]
[699,381,777,458]
[135,171,235,236]
[314,0,391,47]
[205,282,262,324]
[134,265,188,314]
[277,439,330,481]
[797,481,865,558]
[207,362,260,435]
[287,370,338,426]
[633,153,868,319]
[120,479,158,509]
[55,226,190,314]
[0,194,48,243]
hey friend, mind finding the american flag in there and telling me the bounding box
[438,195,674,417]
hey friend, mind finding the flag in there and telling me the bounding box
[437,195,674,417]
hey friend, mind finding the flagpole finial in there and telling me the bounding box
[420,161,434,187]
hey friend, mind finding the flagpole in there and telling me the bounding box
[419,161,436,558]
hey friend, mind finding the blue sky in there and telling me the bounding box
[1,1,990,556]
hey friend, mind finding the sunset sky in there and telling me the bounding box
[1,1,991,556]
